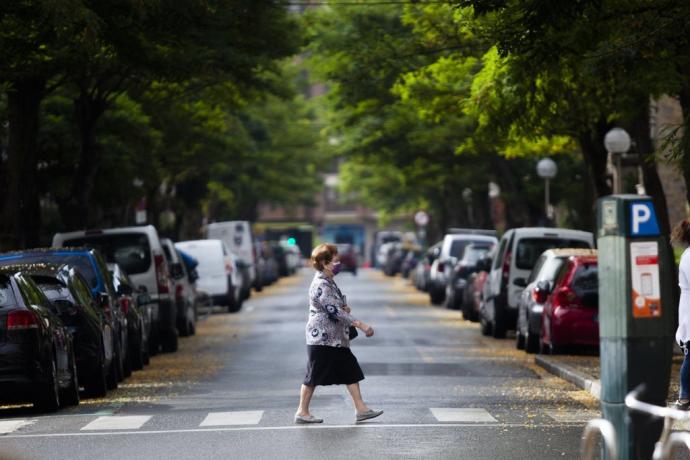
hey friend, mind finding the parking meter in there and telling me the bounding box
[597,195,674,459]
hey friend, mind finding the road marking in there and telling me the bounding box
[0,419,34,434]
[545,410,600,423]
[0,422,590,439]
[200,411,263,426]
[430,408,497,423]
[81,416,152,431]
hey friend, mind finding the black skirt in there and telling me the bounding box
[303,345,365,386]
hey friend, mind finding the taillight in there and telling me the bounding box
[175,284,184,300]
[502,252,511,280]
[120,298,130,315]
[7,310,39,330]
[155,253,170,294]
[553,286,579,309]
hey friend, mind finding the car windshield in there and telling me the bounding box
[0,254,99,289]
[515,238,591,270]
[537,257,565,282]
[450,239,492,259]
[62,233,151,275]
[571,262,598,308]
[463,246,491,264]
[34,277,73,303]
[176,243,223,276]
[0,278,16,309]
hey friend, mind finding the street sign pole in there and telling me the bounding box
[597,195,674,459]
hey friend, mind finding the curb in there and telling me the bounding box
[535,355,601,400]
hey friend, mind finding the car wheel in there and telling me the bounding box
[491,302,507,339]
[60,348,80,407]
[429,286,445,305]
[525,330,539,354]
[35,355,60,412]
[161,330,179,353]
[131,333,144,371]
[106,351,119,390]
[86,348,108,398]
[461,296,473,320]
[480,316,492,336]
[515,331,525,350]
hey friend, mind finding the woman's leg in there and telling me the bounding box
[346,383,370,413]
[680,346,690,402]
[297,384,316,416]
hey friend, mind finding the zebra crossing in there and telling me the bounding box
[0,408,598,437]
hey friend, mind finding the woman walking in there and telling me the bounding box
[295,243,383,424]
[673,219,690,409]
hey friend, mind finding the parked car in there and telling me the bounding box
[515,249,597,353]
[160,238,197,337]
[401,249,421,279]
[377,242,396,271]
[539,252,599,354]
[256,241,278,285]
[371,230,402,268]
[383,243,409,277]
[0,270,79,410]
[480,227,594,339]
[444,242,495,310]
[109,263,149,370]
[336,243,358,275]
[0,248,128,384]
[53,225,178,354]
[12,264,117,397]
[428,233,499,305]
[461,255,493,322]
[412,242,441,292]
[270,242,290,277]
[283,243,302,275]
[207,221,259,295]
[175,239,243,313]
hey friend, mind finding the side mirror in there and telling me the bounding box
[513,277,527,288]
[534,280,553,304]
[170,263,184,280]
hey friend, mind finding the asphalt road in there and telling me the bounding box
[0,268,599,460]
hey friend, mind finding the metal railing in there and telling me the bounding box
[581,418,618,460]
[582,385,690,460]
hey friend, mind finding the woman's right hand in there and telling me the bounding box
[364,326,374,337]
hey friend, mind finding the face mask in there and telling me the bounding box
[331,261,342,276]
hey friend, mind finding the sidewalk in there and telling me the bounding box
[535,353,683,402]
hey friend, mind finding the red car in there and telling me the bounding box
[336,244,358,275]
[540,254,599,354]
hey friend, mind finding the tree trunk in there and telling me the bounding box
[65,91,108,229]
[577,119,612,199]
[678,85,690,205]
[491,155,531,228]
[0,79,45,250]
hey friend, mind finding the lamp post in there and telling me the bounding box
[604,127,631,194]
[536,158,558,224]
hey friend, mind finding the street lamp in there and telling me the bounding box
[536,158,558,223]
[604,127,631,194]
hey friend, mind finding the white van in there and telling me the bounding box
[53,225,178,353]
[206,221,257,295]
[175,239,243,313]
[480,227,594,339]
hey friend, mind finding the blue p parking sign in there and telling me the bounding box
[629,201,660,237]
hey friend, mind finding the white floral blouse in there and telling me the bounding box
[305,271,357,348]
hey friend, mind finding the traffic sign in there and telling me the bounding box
[414,211,429,227]
[629,201,660,237]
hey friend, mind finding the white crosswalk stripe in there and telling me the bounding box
[0,419,34,434]
[80,415,152,431]
[430,408,497,423]
[199,411,264,426]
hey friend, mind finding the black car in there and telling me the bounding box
[0,248,129,387]
[0,271,79,411]
[109,263,149,371]
[14,264,118,397]
[444,242,494,311]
